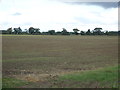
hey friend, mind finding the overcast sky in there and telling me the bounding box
[0,0,118,32]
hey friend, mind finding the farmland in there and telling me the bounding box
[2,35,118,88]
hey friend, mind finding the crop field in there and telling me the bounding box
[2,35,118,88]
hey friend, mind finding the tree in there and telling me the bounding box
[119,31,120,36]
[48,30,56,35]
[34,28,40,35]
[7,27,12,34]
[108,31,118,36]
[93,28,102,35]
[29,27,34,34]
[62,28,70,35]
[80,31,85,35]
[24,29,29,34]
[86,29,91,35]
[73,28,79,35]
[14,27,22,34]
[105,31,109,35]
[56,31,62,35]
[29,27,40,35]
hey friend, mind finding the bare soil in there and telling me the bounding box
[2,35,118,88]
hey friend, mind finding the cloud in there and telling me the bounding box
[0,0,118,31]
[65,2,118,9]
[55,0,119,3]
[55,0,119,8]
[88,2,118,8]
[12,12,22,16]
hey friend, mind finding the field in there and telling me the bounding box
[2,35,118,88]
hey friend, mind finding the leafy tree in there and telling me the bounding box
[118,31,120,36]
[93,28,102,35]
[43,31,48,35]
[14,27,22,34]
[105,31,109,35]
[24,29,29,34]
[80,31,85,35]
[29,27,34,34]
[108,31,118,36]
[1,30,8,34]
[73,28,79,35]
[86,29,91,35]
[56,31,62,35]
[62,28,70,35]
[28,27,40,35]
[7,27,12,34]
[34,28,40,35]
[48,30,56,35]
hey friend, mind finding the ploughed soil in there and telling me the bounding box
[2,35,118,88]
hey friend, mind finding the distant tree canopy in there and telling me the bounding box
[48,30,56,35]
[14,27,22,34]
[80,31,85,35]
[86,29,91,35]
[61,28,70,35]
[0,27,119,36]
[108,31,118,36]
[93,28,102,35]
[29,27,40,35]
[73,28,79,35]
[56,31,62,35]
[29,27,34,34]
[105,31,109,35]
[7,27,12,34]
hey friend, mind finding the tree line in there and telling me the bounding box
[0,27,119,36]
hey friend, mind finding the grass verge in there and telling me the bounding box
[55,65,119,88]
[2,77,31,88]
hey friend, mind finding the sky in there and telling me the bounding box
[0,0,119,32]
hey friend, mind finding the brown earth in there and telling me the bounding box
[2,35,118,87]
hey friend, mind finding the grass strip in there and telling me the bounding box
[2,77,31,88]
[57,65,119,88]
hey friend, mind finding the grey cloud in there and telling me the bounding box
[66,2,118,8]
[85,2,118,8]
[12,12,22,16]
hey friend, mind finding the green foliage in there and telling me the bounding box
[7,27,12,34]
[28,27,40,35]
[48,30,56,35]
[29,27,34,34]
[2,77,30,88]
[108,31,118,36]
[58,65,118,88]
[73,28,79,35]
[86,29,91,35]
[1,27,119,36]
[56,31,62,35]
[93,28,102,35]
[62,28,70,35]
[80,31,85,35]
[14,27,22,34]
[105,31,109,35]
